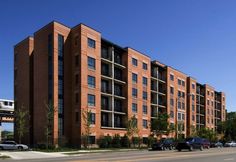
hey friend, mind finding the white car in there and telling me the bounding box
[0,141,29,150]
[224,141,236,147]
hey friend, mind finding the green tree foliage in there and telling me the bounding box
[126,115,139,138]
[111,134,121,148]
[151,113,172,137]
[197,128,217,142]
[120,134,130,148]
[14,104,29,144]
[81,108,93,149]
[224,112,236,141]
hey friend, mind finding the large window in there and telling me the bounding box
[170,74,174,81]
[88,38,96,48]
[143,77,147,86]
[132,88,138,98]
[143,105,147,114]
[89,113,96,124]
[88,56,95,70]
[143,91,147,100]
[88,94,95,106]
[132,103,137,113]
[143,119,148,129]
[132,73,138,83]
[88,75,95,88]
[132,58,138,66]
[170,87,174,94]
[143,62,148,70]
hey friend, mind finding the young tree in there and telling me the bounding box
[14,104,29,144]
[81,108,93,149]
[126,115,139,147]
[151,113,169,138]
[44,102,57,149]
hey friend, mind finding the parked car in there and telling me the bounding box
[224,141,236,147]
[210,142,223,148]
[202,138,210,149]
[176,137,204,151]
[152,138,175,150]
[0,141,29,150]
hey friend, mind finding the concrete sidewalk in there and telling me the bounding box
[0,151,68,160]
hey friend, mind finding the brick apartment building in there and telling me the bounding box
[14,21,226,147]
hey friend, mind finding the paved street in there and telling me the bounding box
[1,147,236,162]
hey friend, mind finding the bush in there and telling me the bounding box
[121,134,130,148]
[132,137,142,148]
[112,134,121,148]
[98,135,112,148]
[148,135,156,147]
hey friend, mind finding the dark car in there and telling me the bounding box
[202,138,210,149]
[210,142,223,148]
[152,138,175,150]
[176,137,204,151]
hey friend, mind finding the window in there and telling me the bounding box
[132,88,138,98]
[207,99,210,105]
[211,92,214,97]
[192,83,195,89]
[170,98,174,106]
[178,91,181,97]
[143,62,148,70]
[143,105,147,114]
[143,91,147,100]
[75,93,79,103]
[211,101,214,106]
[207,90,210,96]
[178,113,181,120]
[132,58,138,66]
[88,136,96,144]
[178,101,181,109]
[170,74,174,81]
[88,75,95,88]
[132,73,138,83]
[182,113,185,120]
[143,119,148,129]
[89,113,96,124]
[143,77,148,86]
[88,94,95,106]
[182,102,185,110]
[88,38,95,48]
[192,115,195,121]
[75,74,79,85]
[88,56,95,69]
[182,80,185,87]
[178,79,181,85]
[170,87,174,94]
[170,111,174,118]
[192,105,195,112]
[75,55,79,67]
[182,92,185,98]
[132,103,137,113]
[192,95,195,101]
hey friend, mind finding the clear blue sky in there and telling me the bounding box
[1,0,236,131]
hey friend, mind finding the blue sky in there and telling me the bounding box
[1,0,236,131]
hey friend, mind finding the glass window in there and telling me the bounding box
[132,73,138,83]
[88,94,95,106]
[178,112,181,120]
[170,74,174,81]
[132,88,138,98]
[178,79,181,85]
[192,95,195,101]
[143,77,148,86]
[192,105,195,112]
[88,56,95,69]
[143,119,148,129]
[88,75,95,88]
[142,62,148,70]
[192,115,195,121]
[178,101,181,109]
[143,91,147,100]
[182,80,185,87]
[132,58,138,66]
[182,102,185,110]
[192,83,195,89]
[170,111,174,118]
[89,113,96,124]
[88,38,96,48]
[170,98,174,106]
[170,87,174,94]
[132,103,137,113]
[182,113,185,120]
[142,105,147,114]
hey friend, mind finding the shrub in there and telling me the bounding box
[98,135,112,148]
[112,134,121,148]
[148,135,156,147]
[121,134,130,148]
[132,137,142,148]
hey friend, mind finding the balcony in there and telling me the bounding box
[114,99,125,113]
[151,106,158,117]
[114,68,125,82]
[151,80,158,91]
[101,112,112,127]
[101,47,112,61]
[101,63,112,78]
[114,114,126,128]
[114,84,123,97]
[101,80,112,94]
[101,96,111,111]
